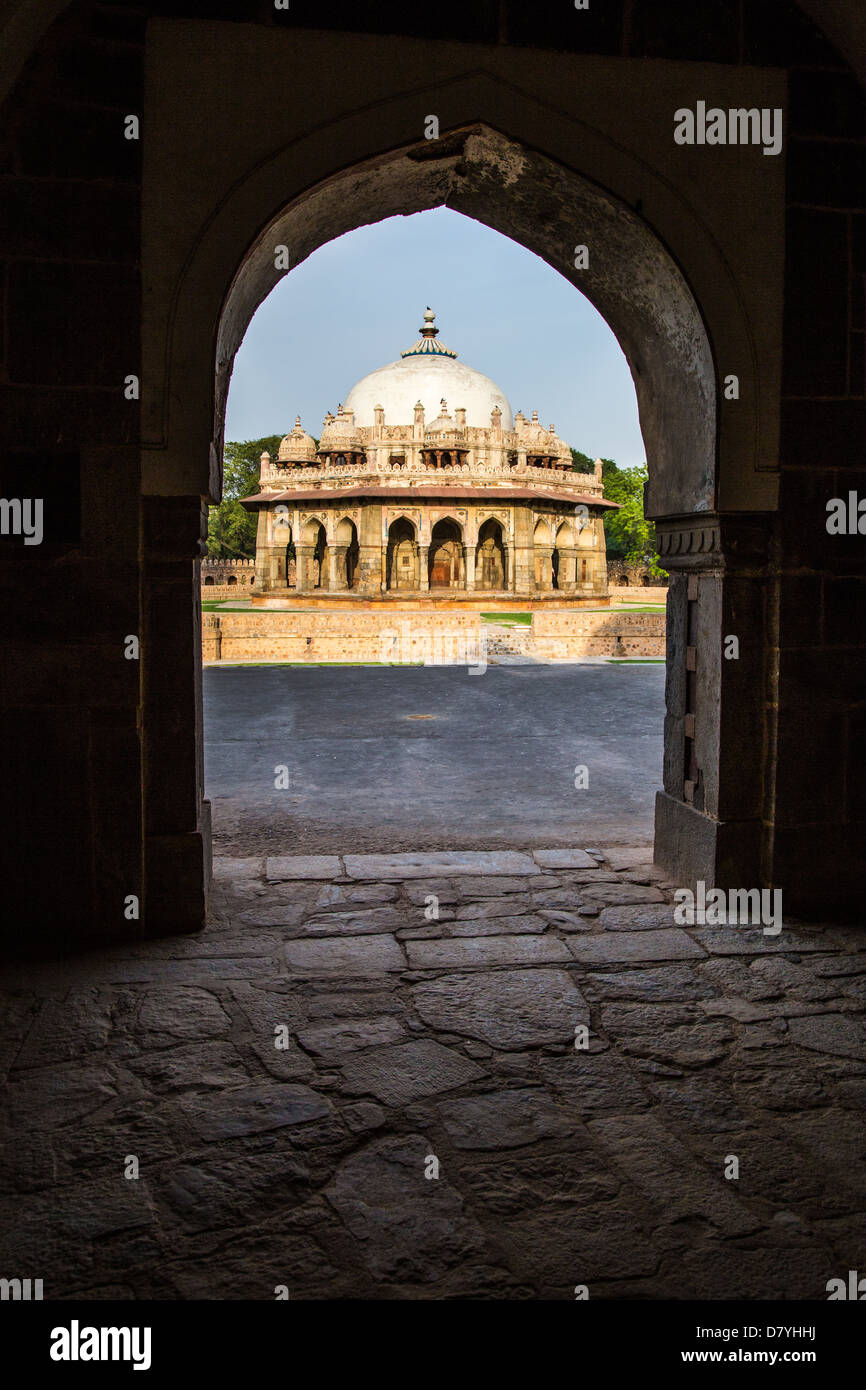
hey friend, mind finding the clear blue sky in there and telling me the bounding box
[225,207,645,467]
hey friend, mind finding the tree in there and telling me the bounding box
[206,436,282,559]
[601,463,667,578]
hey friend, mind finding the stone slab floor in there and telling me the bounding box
[1,846,865,1300]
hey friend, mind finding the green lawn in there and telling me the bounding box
[480,612,533,625]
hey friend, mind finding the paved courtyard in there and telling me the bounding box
[204,663,664,855]
[1,847,864,1300]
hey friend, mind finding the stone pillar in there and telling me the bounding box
[330,545,348,589]
[356,504,384,593]
[653,514,769,896]
[537,548,554,590]
[254,509,270,591]
[558,546,577,591]
[295,544,312,592]
[141,496,210,936]
[512,506,535,593]
[268,546,285,588]
[419,544,429,591]
[465,543,476,591]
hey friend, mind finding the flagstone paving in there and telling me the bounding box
[1,845,864,1301]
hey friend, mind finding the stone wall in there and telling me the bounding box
[612,586,669,605]
[532,610,665,660]
[201,608,665,663]
[2,0,864,944]
[202,585,252,602]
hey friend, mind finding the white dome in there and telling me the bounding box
[343,311,513,430]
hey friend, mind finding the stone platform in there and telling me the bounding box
[203,607,665,663]
[251,592,611,611]
[1,847,864,1300]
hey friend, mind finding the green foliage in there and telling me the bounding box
[601,462,667,578]
[206,436,281,559]
[570,447,594,472]
[567,448,666,578]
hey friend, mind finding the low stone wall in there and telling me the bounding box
[202,584,255,602]
[610,586,669,605]
[532,609,665,659]
[203,607,665,663]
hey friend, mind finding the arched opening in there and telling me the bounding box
[144,114,782,928]
[555,522,575,593]
[429,519,464,589]
[301,519,327,590]
[533,519,553,591]
[226,574,237,585]
[476,518,506,591]
[203,575,215,586]
[387,517,417,591]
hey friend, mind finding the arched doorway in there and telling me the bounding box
[334,517,359,590]
[554,522,575,592]
[533,520,553,590]
[302,519,326,590]
[387,517,417,590]
[476,518,506,590]
[429,519,464,589]
[142,107,788,930]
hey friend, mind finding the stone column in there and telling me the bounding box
[419,544,429,591]
[141,496,210,936]
[558,546,577,591]
[512,506,535,593]
[465,543,476,591]
[254,509,271,592]
[653,514,769,896]
[295,544,312,592]
[356,504,384,593]
[330,545,348,589]
[537,548,554,590]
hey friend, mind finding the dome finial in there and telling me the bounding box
[400,309,457,360]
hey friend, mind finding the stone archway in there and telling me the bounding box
[477,518,506,591]
[300,519,327,590]
[387,518,418,591]
[334,517,359,591]
[141,66,787,926]
[429,519,464,589]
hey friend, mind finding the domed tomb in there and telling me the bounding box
[343,309,513,429]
